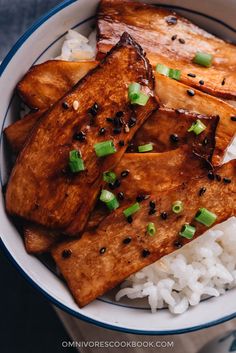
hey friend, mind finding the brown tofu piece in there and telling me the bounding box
[6,33,158,235]
[24,110,218,254]
[97,0,236,100]
[5,70,235,166]
[130,108,218,158]
[24,224,62,254]
[4,110,44,154]
[155,73,236,166]
[17,60,98,110]
[52,160,236,307]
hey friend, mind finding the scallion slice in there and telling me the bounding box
[195,208,217,227]
[100,189,119,211]
[172,201,184,214]
[138,143,153,153]
[123,202,140,218]
[193,52,213,68]
[94,140,116,157]
[156,64,170,76]
[188,119,207,135]
[69,150,85,173]
[147,222,156,236]
[103,171,116,184]
[169,68,181,81]
[128,82,141,100]
[180,224,196,239]
[156,64,181,81]
[130,92,149,106]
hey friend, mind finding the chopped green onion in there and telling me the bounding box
[130,92,149,106]
[169,68,181,81]
[193,52,213,68]
[94,140,116,157]
[138,143,153,153]
[156,63,170,76]
[103,171,116,184]
[156,64,181,81]
[100,189,119,211]
[128,82,141,100]
[123,202,140,218]
[147,222,156,236]
[172,201,184,214]
[180,224,196,239]
[188,119,207,135]
[69,150,85,173]
[195,208,217,227]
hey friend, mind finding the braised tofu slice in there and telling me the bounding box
[4,110,44,153]
[130,108,218,158]
[6,33,157,235]
[17,60,98,110]
[52,161,236,307]
[24,224,62,254]
[155,73,236,166]
[97,0,236,100]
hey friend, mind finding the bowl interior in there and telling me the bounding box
[0,0,236,334]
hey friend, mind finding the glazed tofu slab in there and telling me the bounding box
[6,33,158,235]
[52,161,236,307]
[97,0,236,100]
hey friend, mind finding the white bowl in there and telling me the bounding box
[0,0,236,335]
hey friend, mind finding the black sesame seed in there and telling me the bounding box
[119,140,125,147]
[62,249,72,259]
[113,127,121,135]
[223,177,231,184]
[99,127,106,135]
[199,187,206,196]
[166,16,177,25]
[216,174,222,182]
[118,192,125,201]
[142,249,151,258]
[187,73,196,78]
[179,38,185,44]
[174,241,183,249]
[99,247,106,255]
[121,170,129,178]
[170,133,179,143]
[113,116,123,127]
[62,102,69,110]
[207,171,215,180]
[149,208,157,215]
[187,89,195,97]
[221,78,226,86]
[202,137,209,146]
[123,237,132,244]
[74,131,86,141]
[149,201,156,209]
[109,179,121,190]
[128,116,137,128]
[116,111,124,118]
[231,116,236,122]
[199,80,204,85]
[136,194,145,202]
[171,34,177,40]
[106,117,113,123]
[161,212,168,220]
[127,216,133,224]
[89,102,99,116]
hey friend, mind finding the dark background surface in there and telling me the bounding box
[0,1,77,352]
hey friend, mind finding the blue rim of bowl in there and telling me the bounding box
[1,0,236,335]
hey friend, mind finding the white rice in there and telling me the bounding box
[59,29,236,314]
